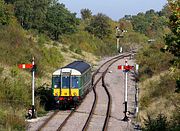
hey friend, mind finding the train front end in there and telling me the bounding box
[52,69,81,108]
[51,61,91,109]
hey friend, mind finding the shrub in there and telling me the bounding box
[40,47,64,69]
[38,34,47,46]
[142,114,169,131]
[136,43,173,79]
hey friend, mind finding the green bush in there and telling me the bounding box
[142,112,180,131]
[38,34,48,46]
[62,30,116,56]
[136,43,173,79]
[40,47,64,68]
[142,114,169,131]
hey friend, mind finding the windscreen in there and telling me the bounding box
[62,76,70,88]
[52,76,61,88]
[72,76,79,88]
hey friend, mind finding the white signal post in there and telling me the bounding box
[18,58,36,119]
[115,26,127,53]
[116,26,120,52]
[124,59,128,121]
[32,57,36,118]
[135,64,139,116]
[118,59,134,121]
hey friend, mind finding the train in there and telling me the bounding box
[51,60,92,108]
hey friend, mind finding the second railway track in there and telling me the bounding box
[82,53,131,131]
[36,52,131,131]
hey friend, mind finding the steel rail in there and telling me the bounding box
[83,53,131,131]
[37,110,59,131]
[38,52,132,131]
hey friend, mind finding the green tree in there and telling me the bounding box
[158,4,171,18]
[45,3,79,40]
[0,0,13,25]
[15,0,51,30]
[165,0,180,58]
[85,13,112,39]
[131,13,149,34]
[80,8,92,20]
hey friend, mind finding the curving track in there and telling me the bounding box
[82,53,131,131]
[36,52,132,131]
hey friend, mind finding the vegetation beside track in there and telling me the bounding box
[0,0,179,130]
[135,0,180,130]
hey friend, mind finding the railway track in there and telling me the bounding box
[37,110,59,130]
[37,53,131,131]
[82,53,131,131]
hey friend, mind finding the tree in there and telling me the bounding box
[14,0,51,30]
[131,12,149,34]
[164,0,180,58]
[0,0,13,25]
[80,8,92,20]
[158,4,171,18]
[45,3,79,40]
[85,13,112,39]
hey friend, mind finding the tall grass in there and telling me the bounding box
[136,43,173,80]
[0,24,65,130]
[61,30,117,56]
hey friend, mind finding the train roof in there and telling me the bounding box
[53,61,91,76]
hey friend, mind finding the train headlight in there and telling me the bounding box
[73,92,77,96]
[54,85,57,88]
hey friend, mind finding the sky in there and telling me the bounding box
[59,0,168,21]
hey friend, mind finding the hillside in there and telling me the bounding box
[0,0,179,130]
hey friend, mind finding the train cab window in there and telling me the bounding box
[52,76,61,88]
[72,76,79,88]
[62,76,70,88]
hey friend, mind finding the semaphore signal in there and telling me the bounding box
[18,64,33,69]
[18,57,36,119]
[118,59,134,121]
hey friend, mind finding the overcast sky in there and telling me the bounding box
[59,0,168,21]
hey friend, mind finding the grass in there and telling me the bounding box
[139,69,180,123]
[0,23,101,130]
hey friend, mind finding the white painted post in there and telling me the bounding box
[135,64,139,115]
[123,59,129,121]
[32,57,35,118]
[125,72,128,102]
[120,47,123,53]
[117,38,120,51]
